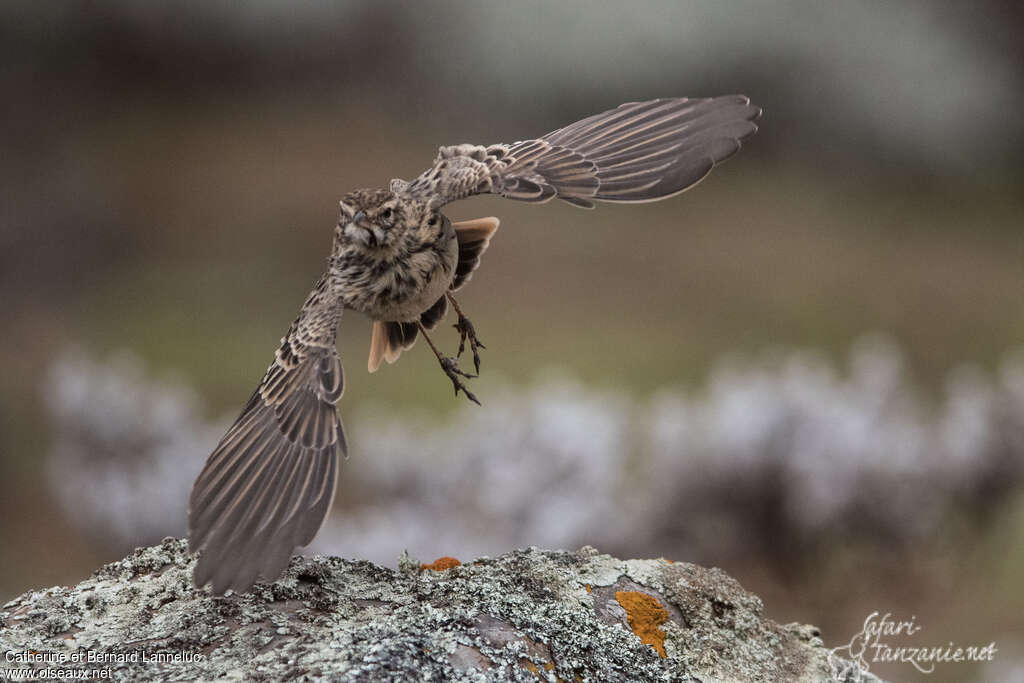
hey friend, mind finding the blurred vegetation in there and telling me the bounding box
[1,3,1022,680]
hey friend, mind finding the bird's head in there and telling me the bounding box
[337,188,444,253]
[338,188,403,250]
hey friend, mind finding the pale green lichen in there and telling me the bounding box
[0,538,884,682]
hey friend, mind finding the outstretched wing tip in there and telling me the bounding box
[187,279,344,594]
[414,94,760,208]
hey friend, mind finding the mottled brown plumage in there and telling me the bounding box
[188,96,761,593]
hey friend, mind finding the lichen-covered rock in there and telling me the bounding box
[0,539,882,682]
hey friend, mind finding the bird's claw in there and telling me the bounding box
[439,356,480,405]
[453,314,486,375]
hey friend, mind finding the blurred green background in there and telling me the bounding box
[2,2,1023,680]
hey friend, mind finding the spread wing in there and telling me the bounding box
[401,96,760,209]
[189,275,345,594]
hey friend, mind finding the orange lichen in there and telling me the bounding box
[615,591,669,658]
[420,556,461,572]
[585,584,592,593]
[523,660,562,681]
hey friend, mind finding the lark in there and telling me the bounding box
[189,96,761,593]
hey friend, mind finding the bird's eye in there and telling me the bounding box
[427,216,438,226]
[381,208,393,220]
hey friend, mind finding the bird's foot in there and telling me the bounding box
[453,314,486,375]
[438,356,480,406]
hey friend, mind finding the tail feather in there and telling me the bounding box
[368,320,419,372]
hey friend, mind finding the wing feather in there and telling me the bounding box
[404,96,760,208]
[452,217,499,291]
[189,275,345,594]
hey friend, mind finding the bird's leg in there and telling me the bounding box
[418,321,480,406]
[446,292,486,374]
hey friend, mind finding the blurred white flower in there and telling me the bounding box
[43,336,1024,567]
[44,348,225,547]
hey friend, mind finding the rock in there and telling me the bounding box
[0,538,882,682]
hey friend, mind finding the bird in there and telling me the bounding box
[188,95,762,593]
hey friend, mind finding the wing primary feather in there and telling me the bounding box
[297,449,339,545]
[188,274,344,593]
[406,95,759,208]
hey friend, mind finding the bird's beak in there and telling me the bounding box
[344,209,384,247]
